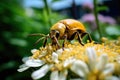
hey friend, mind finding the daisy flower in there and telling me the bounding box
[18,40,120,80]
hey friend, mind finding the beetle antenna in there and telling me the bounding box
[28,33,49,46]
[33,37,45,46]
[28,33,46,37]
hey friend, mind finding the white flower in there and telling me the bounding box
[56,48,64,56]
[116,55,120,63]
[86,47,114,73]
[17,57,45,72]
[70,47,115,80]
[59,69,68,80]
[70,60,89,77]
[25,59,45,67]
[50,71,59,80]
[18,42,120,80]
[32,64,53,80]
[18,48,69,80]
[50,69,68,80]
[63,57,76,67]
[52,52,59,64]
[39,50,47,58]
[105,76,120,80]
[70,79,83,80]
[17,64,29,72]
[31,49,38,54]
[31,48,68,80]
[86,47,97,71]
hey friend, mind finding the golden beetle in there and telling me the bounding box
[31,19,92,48]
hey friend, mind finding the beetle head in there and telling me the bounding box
[50,30,59,39]
[50,23,66,38]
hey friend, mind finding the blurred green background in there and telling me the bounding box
[0,0,120,80]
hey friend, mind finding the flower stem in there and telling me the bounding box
[44,0,52,26]
[93,0,102,40]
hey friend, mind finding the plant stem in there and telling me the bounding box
[44,0,52,26]
[93,0,102,39]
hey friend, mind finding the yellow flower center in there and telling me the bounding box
[31,41,120,71]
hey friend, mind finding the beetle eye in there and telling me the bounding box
[56,31,59,38]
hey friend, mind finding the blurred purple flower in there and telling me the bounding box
[81,13,105,23]
[81,13,116,30]
[81,14,103,30]
[82,2,94,11]
[104,16,116,25]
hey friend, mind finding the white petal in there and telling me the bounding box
[17,67,29,72]
[105,76,120,80]
[25,59,45,67]
[70,60,89,77]
[102,63,114,76]
[17,64,29,72]
[64,48,72,52]
[116,56,120,63]
[86,47,97,61]
[50,71,59,80]
[31,49,37,54]
[56,48,63,56]
[70,78,83,80]
[75,60,89,74]
[39,50,47,57]
[22,57,30,62]
[31,64,51,80]
[96,54,108,71]
[86,47,97,71]
[63,57,75,67]
[59,69,68,80]
[52,52,59,63]
[19,64,27,68]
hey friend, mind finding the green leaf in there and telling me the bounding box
[97,6,109,12]
[106,26,120,35]
[0,61,17,72]
[52,0,60,2]
[9,38,28,47]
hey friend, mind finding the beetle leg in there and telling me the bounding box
[81,32,92,43]
[76,31,84,46]
[52,35,60,48]
[43,34,50,47]
[62,34,67,49]
[87,33,92,42]
[69,32,77,40]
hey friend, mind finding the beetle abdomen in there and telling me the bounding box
[60,19,86,32]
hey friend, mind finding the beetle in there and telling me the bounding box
[30,19,92,48]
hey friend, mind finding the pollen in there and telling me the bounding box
[18,37,120,80]
[31,40,120,72]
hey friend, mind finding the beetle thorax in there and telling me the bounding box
[50,22,66,38]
